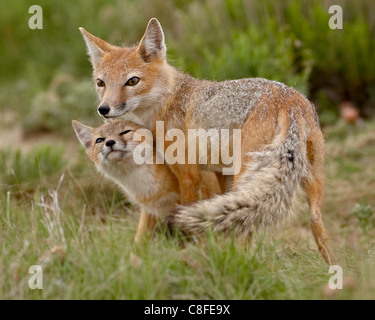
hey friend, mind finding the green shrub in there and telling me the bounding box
[0,145,66,187]
[349,203,374,234]
[23,77,99,135]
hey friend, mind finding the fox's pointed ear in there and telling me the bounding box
[137,18,166,62]
[79,28,112,67]
[72,120,94,149]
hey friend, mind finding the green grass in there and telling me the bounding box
[1,121,375,300]
[0,193,346,300]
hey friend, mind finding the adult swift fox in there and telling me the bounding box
[79,19,336,264]
[72,119,221,243]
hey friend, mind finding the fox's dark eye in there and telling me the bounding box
[120,130,132,136]
[96,79,105,87]
[96,137,105,143]
[125,77,140,86]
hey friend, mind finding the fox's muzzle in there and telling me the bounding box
[98,102,127,118]
[98,105,110,115]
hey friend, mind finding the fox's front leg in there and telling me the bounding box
[135,209,157,244]
[171,164,201,205]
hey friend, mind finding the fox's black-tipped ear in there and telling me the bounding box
[72,120,93,149]
[79,27,113,68]
[137,18,166,62]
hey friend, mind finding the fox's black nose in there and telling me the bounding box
[106,139,116,147]
[98,105,110,115]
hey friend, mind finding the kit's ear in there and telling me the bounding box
[79,27,113,67]
[72,120,94,149]
[137,18,166,62]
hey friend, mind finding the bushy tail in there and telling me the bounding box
[172,113,310,239]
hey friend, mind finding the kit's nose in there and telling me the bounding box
[106,139,116,147]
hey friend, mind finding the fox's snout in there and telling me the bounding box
[98,105,110,116]
[101,138,129,160]
[103,138,125,151]
[97,102,127,118]
[106,139,116,147]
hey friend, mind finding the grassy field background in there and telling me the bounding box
[1,0,375,299]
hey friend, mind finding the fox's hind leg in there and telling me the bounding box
[303,133,336,265]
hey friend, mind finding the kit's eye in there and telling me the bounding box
[125,77,140,86]
[96,79,105,87]
[96,137,105,144]
[120,130,132,136]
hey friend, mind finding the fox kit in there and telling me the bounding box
[72,119,221,243]
[79,19,336,264]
